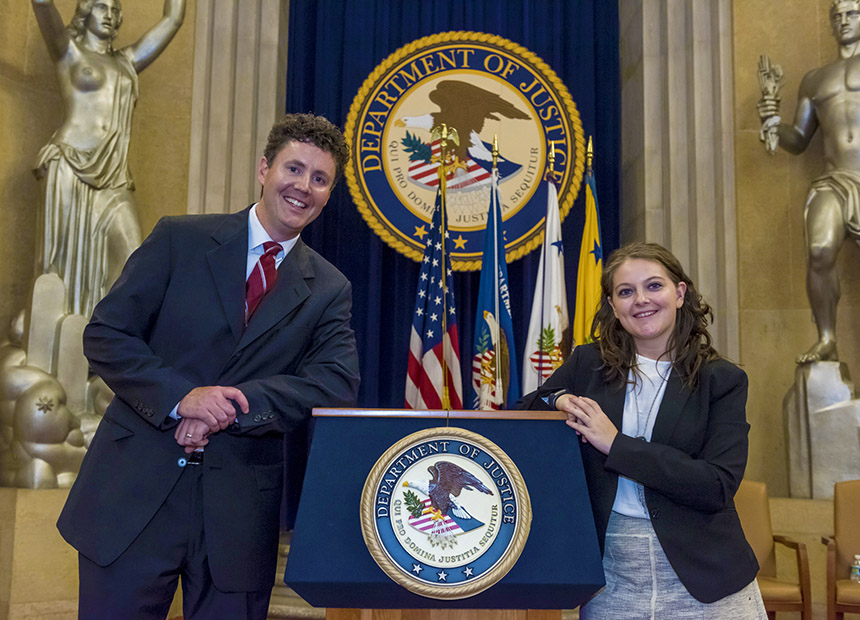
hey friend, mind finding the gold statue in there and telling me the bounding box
[758,0,860,364]
[0,0,185,489]
[31,0,185,316]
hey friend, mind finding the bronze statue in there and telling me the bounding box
[31,0,185,316]
[758,0,860,364]
[0,0,185,490]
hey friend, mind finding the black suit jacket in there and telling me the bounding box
[519,342,758,603]
[57,207,360,592]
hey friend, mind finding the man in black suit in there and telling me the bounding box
[58,113,360,619]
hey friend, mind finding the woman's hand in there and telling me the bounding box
[559,394,618,455]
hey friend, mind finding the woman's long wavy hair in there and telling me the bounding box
[68,0,123,42]
[591,242,719,389]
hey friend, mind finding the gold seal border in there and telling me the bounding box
[360,426,532,600]
[345,31,586,271]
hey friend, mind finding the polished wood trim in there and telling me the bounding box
[312,408,565,421]
[325,612,561,620]
[823,536,837,620]
[771,535,812,620]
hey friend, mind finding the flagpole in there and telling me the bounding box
[536,143,558,387]
[433,123,456,411]
[491,135,502,403]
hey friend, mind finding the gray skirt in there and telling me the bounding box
[580,511,767,620]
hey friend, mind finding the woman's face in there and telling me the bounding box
[86,1,121,40]
[608,258,686,358]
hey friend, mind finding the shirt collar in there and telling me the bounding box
[248,203,299,257]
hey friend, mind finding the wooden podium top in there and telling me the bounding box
[312,408,566,421]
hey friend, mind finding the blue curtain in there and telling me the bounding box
[286,0,619,410]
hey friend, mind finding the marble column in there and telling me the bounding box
[186,0,290,215]
[619,0,739,360]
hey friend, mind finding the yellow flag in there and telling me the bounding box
[573,173,603,346]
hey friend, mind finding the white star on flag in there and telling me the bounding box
[405,189,463,410]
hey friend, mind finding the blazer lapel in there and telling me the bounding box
[237,239,313,350]
[602,381,627,430]
[650,370,691,444]
[207,208,250,341]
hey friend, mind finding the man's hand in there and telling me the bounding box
[759,113,781,154]
[175,418,211,453]
[757,97,780,121]
[177,386,249,433]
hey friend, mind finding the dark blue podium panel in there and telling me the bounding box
[284,411,604,609]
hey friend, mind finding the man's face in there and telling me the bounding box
[831,1,860,45]
[256,140,336,242]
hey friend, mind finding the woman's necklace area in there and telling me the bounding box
[632,360,671,440]
[631,358,671,513]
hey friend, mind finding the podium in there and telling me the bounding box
[284,409,604,618]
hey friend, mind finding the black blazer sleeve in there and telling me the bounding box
[605,361,749,512]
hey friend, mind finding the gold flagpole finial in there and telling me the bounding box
[586,136,594,175]
[545,142,559,183]
[492,134,499,171]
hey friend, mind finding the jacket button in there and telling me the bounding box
[253,414,261,422]
[178,458,187,467]
[650,508,660,519]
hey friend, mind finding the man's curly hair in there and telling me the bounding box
[591,241,719,389]
[264,113,350,187]
[68,0,123,42]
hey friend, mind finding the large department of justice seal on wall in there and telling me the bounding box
[360,427,531,600]
[345,31,584,270]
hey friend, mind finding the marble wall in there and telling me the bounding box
[0,0,196,337]
[734,0,860,496]
[3,0,855,502]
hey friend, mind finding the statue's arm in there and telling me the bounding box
[31,0,70,62]
[124,0,186,73]
[776,76,818,155]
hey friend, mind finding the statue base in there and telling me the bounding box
[0,274,109,489]
[783,361,860,499]
[0,488,77,620]
[0,488,183,620]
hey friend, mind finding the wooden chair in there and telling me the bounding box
[822,479,860,620]
[735,479,811,620]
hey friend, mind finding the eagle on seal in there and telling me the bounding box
[404,460,493,521]
[396,80,529,177]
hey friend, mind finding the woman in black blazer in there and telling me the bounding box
[520,242,765,619]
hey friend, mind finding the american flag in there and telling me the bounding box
[406,499,465,535]
[408,140,491,190]
[405,191,463,409]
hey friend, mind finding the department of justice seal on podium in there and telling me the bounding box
[360,427,531,600]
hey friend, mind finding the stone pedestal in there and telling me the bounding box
[0,488,184,620]
[810,400,860,499]
[784,362,859,499]
[0,488,77,620]
[0,275,105,489]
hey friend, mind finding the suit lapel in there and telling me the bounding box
[602,379,626,430]
[650,370,691,444]
[237,239,313,350]
[207,208,250,341]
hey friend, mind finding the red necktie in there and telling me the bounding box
[245,241,281,324]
